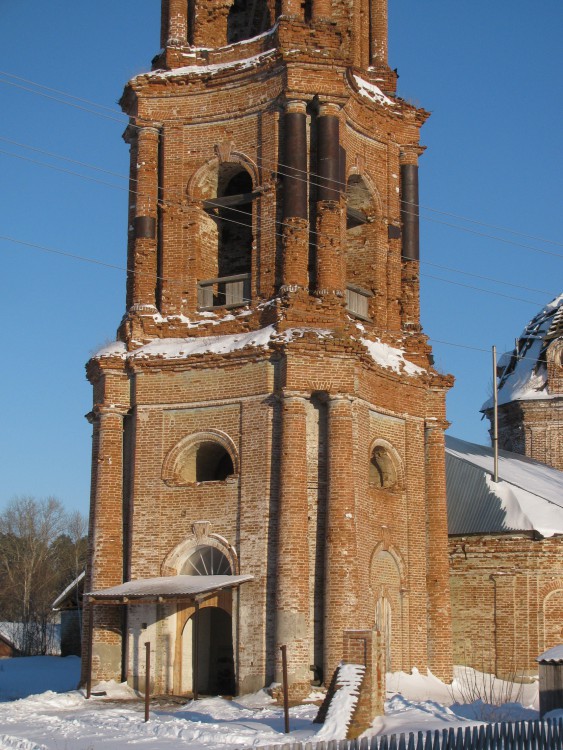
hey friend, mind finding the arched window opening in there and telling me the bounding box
[181,545,233,576]
[200,165,253,309]
[171,440,235,484]
[195,441,234,482]
[345,175,374,320]
[227,0,272,44]
[370,446,397,489]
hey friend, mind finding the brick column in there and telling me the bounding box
[399,147,421,330]
[282,0,304,18]
[83,407,127,685]
[424,422,453,681]
[324,396,358,682]
[316,104,345,296]
[370,0,388,68]
[161,0,188,47]
[275,394,310,696]
[132,126,160,312]
[313,0,332,20]
[281,101,309,291]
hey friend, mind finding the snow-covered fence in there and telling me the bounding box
[250,717,563,750]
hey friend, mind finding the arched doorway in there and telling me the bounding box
[179,545,236,696]
[181,607,235,696]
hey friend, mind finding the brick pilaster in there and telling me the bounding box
[83,407,127,685]
[132,126,160,312]
[324,395,358,682]
[275,394,311,695]
[425,422,453,681]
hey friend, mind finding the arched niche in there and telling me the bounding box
[162,430,239,487]
[369,543,406,672]
[368,438,404,490]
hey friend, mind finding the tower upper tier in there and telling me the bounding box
[158,0,396,92]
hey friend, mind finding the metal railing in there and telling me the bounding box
[198,273,251,310]
[249,717,563,750]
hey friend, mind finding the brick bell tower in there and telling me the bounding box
[84,0,454,698]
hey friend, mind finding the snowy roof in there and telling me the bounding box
[446,435,563,537]
[86,574,253,601]
[93,325,426,377]
[52,571,85,610]
[537,645,563,663]
[482,293,563,410]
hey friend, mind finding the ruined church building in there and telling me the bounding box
[84,0,454,698]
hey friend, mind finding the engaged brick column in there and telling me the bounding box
[282,101,309,291]
[282,0,304,18]
[490,574,516,679]
[275,394,310,696]
[370,0,388,68]
[316,104,345,296]
[424,422,453,681]
[83,406,126,684]
[132,126,160,312]
[324,396,358,682]
[313,0,332,20]
[162,0,188,46]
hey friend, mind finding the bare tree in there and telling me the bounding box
[0,496,87,655]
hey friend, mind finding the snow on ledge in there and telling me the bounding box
[353,74,395,107]
[361,338,425,376]
[143,49,277,80]
[92,325,334,362]
[93,328,426,375]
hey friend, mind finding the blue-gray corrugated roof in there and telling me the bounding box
[446,436,563,536]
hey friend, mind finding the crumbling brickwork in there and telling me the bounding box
[84,0,454,696]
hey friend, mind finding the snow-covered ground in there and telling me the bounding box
[0,657,552,750]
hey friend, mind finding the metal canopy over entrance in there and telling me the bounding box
[85,574,253,602]
[85,574,253,699]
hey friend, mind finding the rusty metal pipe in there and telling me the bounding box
[283,111,308,220]
[317,114,340,202]
[400,164,419,261]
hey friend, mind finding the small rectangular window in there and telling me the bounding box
[346,285,372,321]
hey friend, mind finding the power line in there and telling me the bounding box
[1,221,551,312]
[2,134,563,273]
[421,261,556,297]
[0,149,129,192]
[2,233,550,368]
[2,69,561,251]
[0,71,122,115]
[0,136,557,306]
[421,273,543,306]
[2,232,547,367]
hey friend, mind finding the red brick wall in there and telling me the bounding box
[450,533,563,678]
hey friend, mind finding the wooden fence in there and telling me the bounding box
[250,717,563,750]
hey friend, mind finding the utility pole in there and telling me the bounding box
[492,345,499,482]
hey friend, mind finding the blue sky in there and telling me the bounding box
[0,2,562,515]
